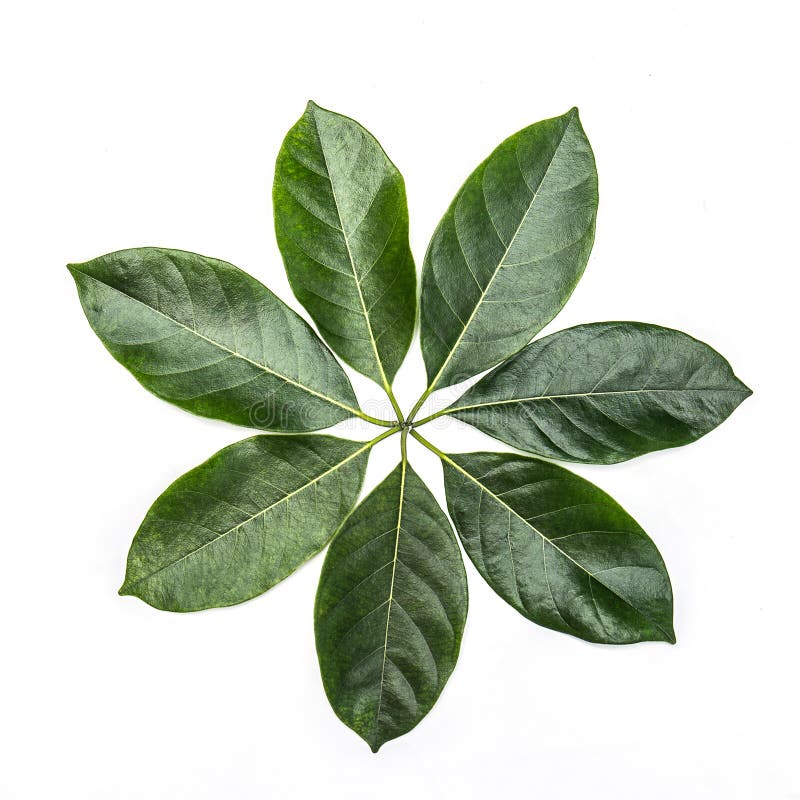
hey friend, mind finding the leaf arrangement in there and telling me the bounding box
[70,101,750,752]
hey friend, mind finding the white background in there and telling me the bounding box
[1,1,797,797]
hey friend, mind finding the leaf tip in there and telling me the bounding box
[660,625,677,645]
[730,376,753,408]
[118,581,132,597]
[361,728,386,753]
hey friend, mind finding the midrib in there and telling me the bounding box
[123,440,371,589]
[373,456,407,739]
[312,110,392,394]
[426,113,574,393]
[448,386,749,414]
[424,438,672,641]
[79,271,361,417]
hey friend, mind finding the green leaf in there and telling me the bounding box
[418,108,598,394]
[68,247,379,432]
[120,433,377,611]
[274,101,416,399]
[443,322,752,464]
[415,434,673,644]
[315,452,468,752]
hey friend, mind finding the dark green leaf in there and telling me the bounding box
[120,434,374,611]
[274,101,416,394]
[417,435,673,644]
[419,108,598,392]
[446,322,752,464]
[315,456,467,752]
[69,247,373,431]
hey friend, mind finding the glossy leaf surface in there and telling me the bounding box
[419,108,598,391]
[69,248,364,431]
[121,435,371,611]
[429,442,674,644]
[274,101,416,389]
[449,322,752,463]
[315,459,467,751]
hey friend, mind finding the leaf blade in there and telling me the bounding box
[448,322,752,463]
[120,434,373,611]
[69,248,366,431]
[274,101,416,390]
[419,108,598,392]
[315,460,468,751]
[419,438,673,644]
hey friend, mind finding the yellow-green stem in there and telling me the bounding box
[405,385,435,425]
[357,409,399,427]
[409,428,447,460]
[382,383,405,425]
[369,425,402,446]
[399,425,409,462]
[412,407,451,427]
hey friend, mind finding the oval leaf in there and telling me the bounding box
[448,322,752,464]
[315,459,467,752]
[274,101,416,389]
[424,440,673,644]
[120,434,371,611]
[419,107,598,391]
[69,248,365,431]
